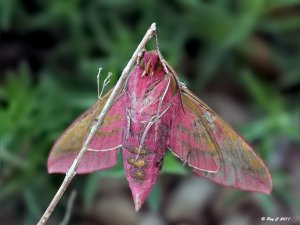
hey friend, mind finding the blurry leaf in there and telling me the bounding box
[181,1,232,42]
[194,47,225,88]
[0,64,36,133]
[100,152,125,177]
[148,183,162,212]
[83,172,102,210]
[0,0,16,29]
[0,146,30,169]
[256,194,277,216]
[162,151,188,175]
[241,70,299,142]
[261,16,300,33]
[259,135,276,160]
[223,191,245,206]
[83,153,124,209]
[24,188,42,219]
[265,0,300,11]
[241,70,283,114]
[242,118,274,141]
[272,171,291,189]
[221,0,265,49]
[0,173,31,202]
[243,111,299,142]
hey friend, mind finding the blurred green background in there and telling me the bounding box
[0,0,299,225]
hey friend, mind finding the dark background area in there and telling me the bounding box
[0,0,299,225]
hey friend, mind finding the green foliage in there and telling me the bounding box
[1,0,299,223]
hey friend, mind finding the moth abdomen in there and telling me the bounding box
[127,158,146,168]
[130,169,145,181]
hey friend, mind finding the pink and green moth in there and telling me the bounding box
[48,50,272,211]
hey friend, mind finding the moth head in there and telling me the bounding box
[140,51,163,77]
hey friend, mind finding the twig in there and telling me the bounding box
[58,190,77,225]
[37,22,157,225]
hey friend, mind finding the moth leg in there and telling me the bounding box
[183,150,191,167]
[97,68,112,99]
[126,108,131,141]
[135,116,156,161]
[135,104,171,161]
[87,145,122,152]
[154,76,171,143]
[136,49,146,65]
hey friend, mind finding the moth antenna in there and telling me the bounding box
[154,39,185,113]
[183,151,191,167]
[154,33,169,74]
[154,76,171,143]
[97,68,102,99]
[98,71,113,98]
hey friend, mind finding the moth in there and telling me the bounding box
[48,50,272,210]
